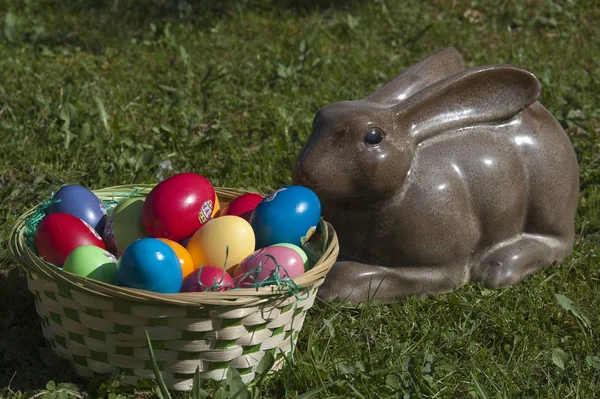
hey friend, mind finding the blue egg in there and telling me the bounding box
[250,185,321,249]
[48,184,107,234]
[116,238,183,293]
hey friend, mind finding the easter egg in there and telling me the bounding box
[48,184,107,233]
[142,172,216,242]
[180,266,234,292]
[116,238,183,293]
[235,245,305,288]
[250,186,321,249]
[63,245,117,283]
[272,243,309,269]
[103,198,148,256]
[223,193,264,222]
[186,215,255,271]
[179,235,192,248]
[35,213,106,267]
[158,238,195,279]
[212,195,221,218]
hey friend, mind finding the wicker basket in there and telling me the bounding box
[9,185,339,391]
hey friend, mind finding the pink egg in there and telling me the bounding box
[181,266,234,292]
[234,245,305,288]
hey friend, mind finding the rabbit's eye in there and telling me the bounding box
[364,128,384,145]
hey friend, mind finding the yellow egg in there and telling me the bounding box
[186,215,255,271]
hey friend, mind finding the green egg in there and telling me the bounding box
[103,197,148,256]
[63,245,117,283]
[272,243,309,270]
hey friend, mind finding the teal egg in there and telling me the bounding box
[116,238,183,293]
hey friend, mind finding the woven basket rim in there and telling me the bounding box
[9,184,339,307]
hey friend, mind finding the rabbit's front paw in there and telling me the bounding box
[316,261,392,305]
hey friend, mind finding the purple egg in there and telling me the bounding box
[48,184,108,234]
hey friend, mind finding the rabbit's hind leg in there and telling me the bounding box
[472,234,569,289]
[317,260,467,305]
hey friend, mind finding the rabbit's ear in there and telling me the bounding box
[395,65,541,143]
[365,47,465,106]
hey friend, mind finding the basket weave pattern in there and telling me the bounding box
[10,185,339,391]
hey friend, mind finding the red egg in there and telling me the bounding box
[35,213,106,267]
[142,172,216,242]
[223,193,264,222]
[180,266,234,292]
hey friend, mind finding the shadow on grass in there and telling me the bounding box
[9,0,363,53]
[44,0,361,15]
[0,264,82,392]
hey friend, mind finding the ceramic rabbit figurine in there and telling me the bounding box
[292,47,580,304]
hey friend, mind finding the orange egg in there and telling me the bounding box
[212,194,221,217]
[157,238,196,278]
[220,203,229,217]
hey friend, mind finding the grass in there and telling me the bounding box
[1,0,599,397]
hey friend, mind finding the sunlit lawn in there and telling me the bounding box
[1,1,599,397]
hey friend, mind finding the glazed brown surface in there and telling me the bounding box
[292,48,579,304]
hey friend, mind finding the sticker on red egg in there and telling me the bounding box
[198,200,214,224]
[263,187,287,203]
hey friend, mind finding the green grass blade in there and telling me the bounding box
[296,381,341,399]
[94,95,111,136]
[145,330,172,399]
[252,350,275,386]
[228,367,250,399]
[191,365,209,399]
[469,372,490,399]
